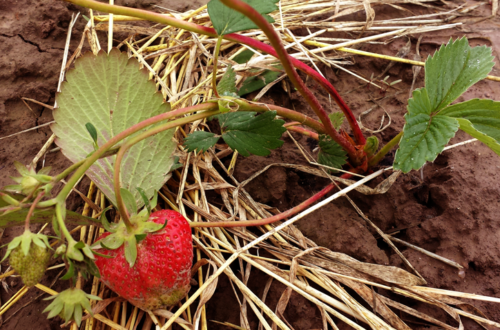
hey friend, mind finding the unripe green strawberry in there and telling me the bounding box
[95,210,193,310]
[10,242,51,287]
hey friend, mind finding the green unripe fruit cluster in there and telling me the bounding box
[10,243,51,287]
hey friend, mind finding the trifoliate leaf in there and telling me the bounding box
[217,65,238,97]
[208,0,279,35]
[328,112,345,130]
[393,88,459,173]
[440,99,500,155]
[218,111,286,157]
[426,37,494,112]
[238,69,281,96]
[52,49,176,208]
[184,131,220,153]
[317,135,347,171]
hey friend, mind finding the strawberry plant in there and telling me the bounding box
[1,0,500,327]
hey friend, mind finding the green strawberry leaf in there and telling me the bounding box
[233,49,255,64]
[217,65,238,97]
[238,69,281,96]
[439,99,500,146]
[328,112,345,130]
[426,37,494,112]
[124,236,137,267]
[120,188,137,215]
[218,111,286,157]
[85,122,98,148]
[184,131,220,153]
[455,118,500,155]
[393,88,459,173]
[317,134,347,171]
[169,156,183,173]
[52,49,176,208]
[207,0,278,35]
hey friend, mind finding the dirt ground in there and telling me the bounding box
[1,0,500,329]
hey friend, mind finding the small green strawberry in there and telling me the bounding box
[2,230,52,287]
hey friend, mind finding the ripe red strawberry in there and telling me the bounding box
[94,210,193,310]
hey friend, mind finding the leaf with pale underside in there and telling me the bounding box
[52,49,176,208]
[208,0,279,35]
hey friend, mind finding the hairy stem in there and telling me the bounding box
[24,192,45,231]
[61,0,365,145]
[368,131,403,167]
[212,36,223,98]
[218,0,360,163]
[285,126,319,140]
[191,172,354,228]
[113,110,221,226]
[55,102,219,203]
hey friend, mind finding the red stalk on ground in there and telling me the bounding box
[191,172,354,228]
[61,0,366,146]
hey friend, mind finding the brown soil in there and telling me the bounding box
[1,0,500,329]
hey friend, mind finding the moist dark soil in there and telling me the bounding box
[1,0,500,329]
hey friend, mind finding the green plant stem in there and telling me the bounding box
[24,192,44,231]
[52,147,120,184]
[113,110,221,225]
[55,203,76,243]
[191,171,355,228]
[61,0,366,146]
[55,102,219,205]
[218,0,361,164]
[368,131,403,167]
[212,36,223,98]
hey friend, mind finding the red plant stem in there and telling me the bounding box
[113,110,220,226]
[61,0,365,145]
[236,100,326,133]
[191,172,353,228]
[25,192,45,231]
[285,126,319,140]
[218,0,360,163]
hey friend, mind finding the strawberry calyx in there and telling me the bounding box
[43,287,101,326]
[92,203,167,268]
[1,230,51,263]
